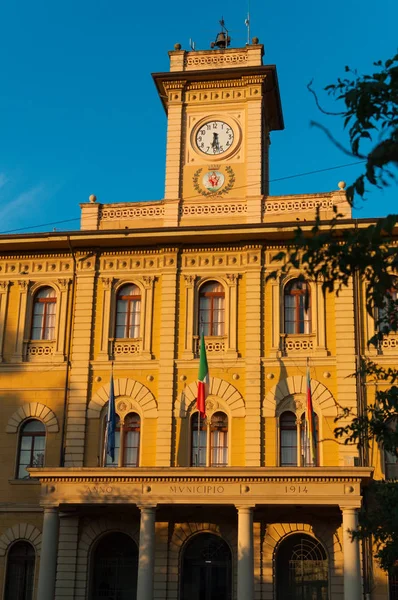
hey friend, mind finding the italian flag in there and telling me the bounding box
[197,334,209,418]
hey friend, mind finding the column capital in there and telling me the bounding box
[137,504,157,512]
[340,506,359,514]
[235,505,255,512]
[43,506,59,515]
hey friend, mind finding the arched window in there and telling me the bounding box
[210,412,228,467]
[116,284,141,339]
[276,534,329,599]
[4,541,35,600]
[199,281,225,337]
[181,533,232,600]
[379,288,398,333]
[384,417,398,479]
[123,413,140,467]
[284,279,311,334]
[280,411,297,466]
[279,411,320,467]
[17,420,46,479]
[105,416,121,467]
[191,412,207,467]
[31,287,56,340]
[91,532,138,600]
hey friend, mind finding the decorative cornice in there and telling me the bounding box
[30,467,373,485]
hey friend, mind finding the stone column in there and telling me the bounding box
[37,507,59,600]
[341,507,362,600]
[236,506,254,600]
[137,506,157,600]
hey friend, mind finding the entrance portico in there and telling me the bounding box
[31,466,372,600]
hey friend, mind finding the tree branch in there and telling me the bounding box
[307,79,345,116]
[309,121,367,159]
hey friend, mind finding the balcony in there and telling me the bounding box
[194,336,226,357]
[113,339,142,360]
[25,340,55,361]
[280,333,315,355]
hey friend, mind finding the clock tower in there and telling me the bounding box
[152,37,284,224]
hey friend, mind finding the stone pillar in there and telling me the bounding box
[137,506,157,600]
[342,507,362,600]
[236,506,254,600]
[37,507,59,600]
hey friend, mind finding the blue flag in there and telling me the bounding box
[105,374,116,462]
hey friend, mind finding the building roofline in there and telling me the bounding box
[152,64,284,131]
[0,216,394,253]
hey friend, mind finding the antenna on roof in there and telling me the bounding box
[245,0,251,45]
[189,38,196,51]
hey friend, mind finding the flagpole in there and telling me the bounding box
[197,410,201,466]
[103,361,114,467]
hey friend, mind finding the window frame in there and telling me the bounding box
[115,283,142,340]
[16,419,46,480]
[384,416,398,479]
[198,280,226,337]
[279,411,298,467]
[278,410,320,467]
[190,410,229,467]
[103,411,141,468]
[283,279,312,335]
[31,286,57,341]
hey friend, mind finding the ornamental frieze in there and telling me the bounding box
[0,258,73,276]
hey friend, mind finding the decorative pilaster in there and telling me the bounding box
[12,280,29,362]
[156,251,178,466]
[341,507,362,600]
[54,278,71,359]
[64,256,96,466]
[54,514,79,600]
[182,274,196,359]
[335,282,359,465]
[164,81,186,202]
[0,280,10,362]
[226,273,238,356]
[98,277,113,359]
[142,276,155,358]
[236,506,254,600]
[270,280,281,356]
[245,254,262,466]
[137,506,157,600]
[314,280,327,356]
[37,507,59,600]
[245,77,265,223]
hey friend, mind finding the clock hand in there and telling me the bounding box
[211,132,220,153]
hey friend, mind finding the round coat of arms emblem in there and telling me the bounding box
[202,170,225,192]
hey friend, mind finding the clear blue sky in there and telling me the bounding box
[0,0,396,233]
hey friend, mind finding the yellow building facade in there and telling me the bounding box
[0,40,394,600]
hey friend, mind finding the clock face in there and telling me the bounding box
[195,120,234,155]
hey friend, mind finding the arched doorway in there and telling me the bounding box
[4,541,35,600]
[276,533,329,600]
[181,533,232,600]
[90,532,138,600]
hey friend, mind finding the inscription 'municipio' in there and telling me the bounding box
[169,485,225,494]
